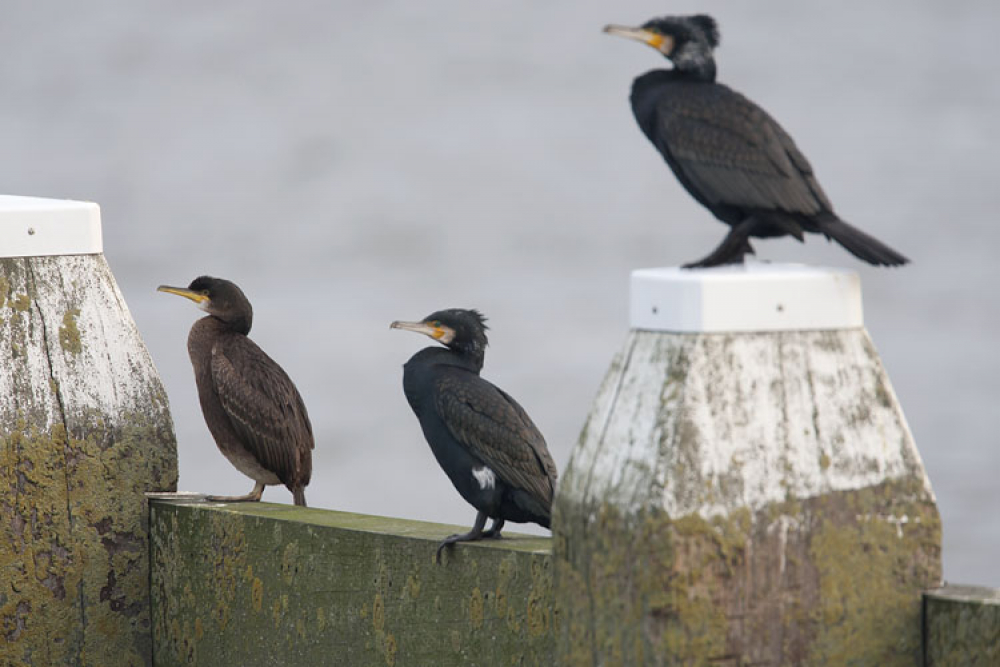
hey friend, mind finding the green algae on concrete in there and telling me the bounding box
[924,585,1000,666]
[150,500,553,667]
[0,255,178,667]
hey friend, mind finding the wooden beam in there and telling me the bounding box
[149,499,553,666]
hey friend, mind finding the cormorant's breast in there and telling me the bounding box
[185,317,248,460]
[632,69,719,143]
[402,347,456,415]
[629,69,728,217]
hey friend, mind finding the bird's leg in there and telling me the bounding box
[482,518,505,539]
[436,511,488,563]
[207,480,265,503]
[683,219,756,269]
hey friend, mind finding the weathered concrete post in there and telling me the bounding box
[553,264,942,665]
[0,196,177,666]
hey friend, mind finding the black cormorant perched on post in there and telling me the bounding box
[158,276,314,506]
[390,309,557,562]
[604,15,909,268]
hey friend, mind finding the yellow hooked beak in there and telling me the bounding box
[603,24,675,55]
[390,320,454,344]
[157,285,209,304]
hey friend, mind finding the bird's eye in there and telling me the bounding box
[432,320,441,327]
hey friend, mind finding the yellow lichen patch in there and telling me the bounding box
[208,511,248,632]
[469,587,484,629]
[11,293,30,311]
[384,633,397,666]
[272,598,283,628]
[404,572,421,600]
[373,593,385,633]
[316,607,326,632]
[281,541,300,585]
[526,557,552,638]
[252,577,264,612]
[58,308,82,355]
[526,589,548,638]
[495,556,514,619]
[505,606,521,633]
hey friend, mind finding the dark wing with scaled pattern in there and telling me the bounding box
[210,334,314,487]
[433,367,556,507]
[650,82,833,215]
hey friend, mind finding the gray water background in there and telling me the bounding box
[2,1,997,586]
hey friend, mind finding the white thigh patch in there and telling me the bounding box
[472,466,496,491]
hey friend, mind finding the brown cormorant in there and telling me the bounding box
[604,15,909,268]
[390,309,557,562]
[158,276,314,506]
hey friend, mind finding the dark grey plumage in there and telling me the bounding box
[159,276,314,506]
[605,14,909,268]
[391,309,557,561]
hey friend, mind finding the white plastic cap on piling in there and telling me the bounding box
[630,262,863,333]
[0,195,103,258]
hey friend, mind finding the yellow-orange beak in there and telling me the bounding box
[390,320,453,344]
[157,285,209,304]
[603,24,674,55]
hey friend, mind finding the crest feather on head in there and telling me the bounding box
[642,14,721,49]
[689,15,720,47]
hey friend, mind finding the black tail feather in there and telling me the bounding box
[819,218,909,267]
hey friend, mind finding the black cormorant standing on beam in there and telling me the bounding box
[158,276,314,506]
[604,15,909,268]
[391,309,557,562]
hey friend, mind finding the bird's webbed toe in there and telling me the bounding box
[435,511,489,563]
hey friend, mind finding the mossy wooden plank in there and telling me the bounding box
[0,255,178,666]
[924,585,1000,666]
[149,500,553,667]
